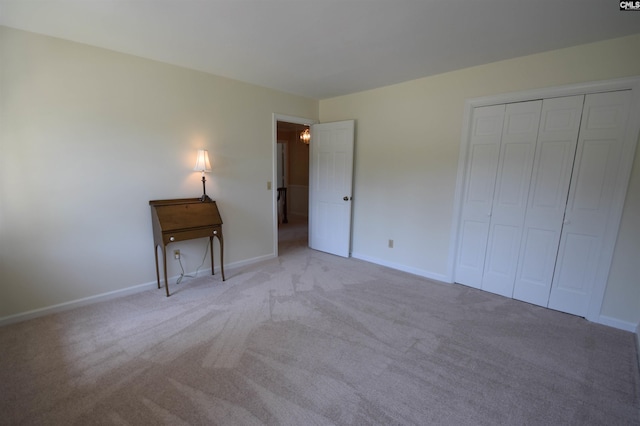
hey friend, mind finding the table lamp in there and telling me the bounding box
[194,149,212,202]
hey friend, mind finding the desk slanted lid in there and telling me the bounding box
[150,198,222,232]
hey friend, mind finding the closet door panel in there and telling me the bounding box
[481,100,541,297]
[549,90,632,316]
[455,105,505,287]
[513,95,584,306]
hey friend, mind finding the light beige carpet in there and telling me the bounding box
[1,218,639,425]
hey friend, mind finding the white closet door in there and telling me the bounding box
[513,95,584,306]
[454,105,505,288]
[481,100,542,297]
[548,90,632,317]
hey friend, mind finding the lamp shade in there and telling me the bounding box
[194,149,211,172]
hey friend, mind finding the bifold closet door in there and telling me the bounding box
[513,95,584,306]
[454,104,505,288]
[548,90,632,317]
[456,88,635,319]
[481,100,542,297]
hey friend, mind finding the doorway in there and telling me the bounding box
[274,115,315,255]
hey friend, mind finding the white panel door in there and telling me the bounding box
[513,95,584,306]
[481,100,542,297]
[454,105,505,288]
[548,90,632,317]
[309,120,355,257]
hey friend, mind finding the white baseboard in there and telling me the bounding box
[0,253,277,327]
[346,257,640,336]
[224,253,276,270]
[351,252,450,283]
[596,315,638,332]
[0,280,158,327]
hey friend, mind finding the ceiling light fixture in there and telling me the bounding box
[300,128,310,144]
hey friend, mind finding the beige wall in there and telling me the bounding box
[275,127,309,187]
[286,128,310,217]
[275,125,309,216]
[288,132,310,188]
[2,25,639,328]
[0,27,318,318]
[319,33,640,326]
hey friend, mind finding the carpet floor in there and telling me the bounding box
[0,217,638,425]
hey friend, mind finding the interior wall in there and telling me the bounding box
[0,26,318,319]
[2,25,638,327]
[276,124,309,217]
[287,127,310,216]
[319,33,640,326]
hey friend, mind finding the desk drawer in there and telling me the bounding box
[163,226,221,245]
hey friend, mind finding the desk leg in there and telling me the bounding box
[154,244,161,289]
[218,234,225,281]
[162,245,170,297]
[209,236,214,276]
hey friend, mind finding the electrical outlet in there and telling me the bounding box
[174,249,180,260]
[388,239,394,248]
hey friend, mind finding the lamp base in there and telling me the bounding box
[200,175,212,202]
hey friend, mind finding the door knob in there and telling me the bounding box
[343,196,349,201]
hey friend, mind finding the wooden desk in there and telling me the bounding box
[149,198,225,296]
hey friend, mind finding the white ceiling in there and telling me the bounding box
[1,1,638,99]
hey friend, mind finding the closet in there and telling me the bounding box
[454,89,634,318]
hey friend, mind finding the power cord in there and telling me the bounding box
[176,240,210,285]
